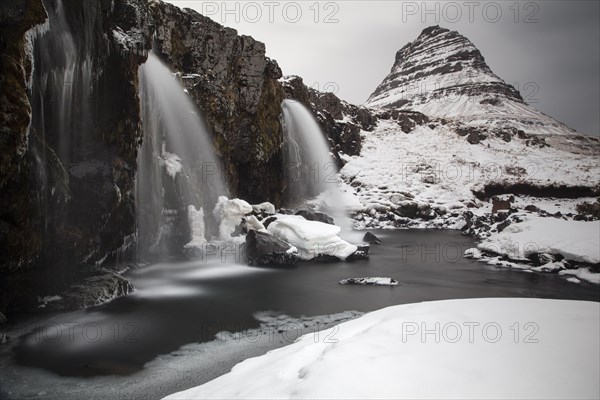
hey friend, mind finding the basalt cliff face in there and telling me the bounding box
[0,0,153,311]
[149,0,287,203]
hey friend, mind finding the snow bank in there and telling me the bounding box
[164,298,599,400]
[477,216,600,264]
[559,268,600,285]
[243,215,265,232]
[212,196,252,240]
[267,215,357,260]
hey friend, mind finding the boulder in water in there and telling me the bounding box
[339,277,398,286]
[245,230,298,266]
[277,208,295,215]
[347,244,370,261]
[363,232,383,245]
[263,216,278,228]
[267,215,357,260]
[295,209,334,225]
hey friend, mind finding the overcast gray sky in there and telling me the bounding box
[164,0,600,136]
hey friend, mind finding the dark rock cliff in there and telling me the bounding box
[149,1,286,204]
[0,0,300,313]
[0,0,155,312]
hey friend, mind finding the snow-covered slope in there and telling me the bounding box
[339,25,599,232]
[341,120,599,226]
[164,298,600,399]
[366,25,597,142]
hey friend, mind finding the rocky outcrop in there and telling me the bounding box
[149,1,286,204]
[0,0,47,187]
[42,267,134,311]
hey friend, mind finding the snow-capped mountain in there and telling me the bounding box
[338,25,599,234]
[366,25,594,143]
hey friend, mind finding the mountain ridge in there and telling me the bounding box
[364,25,593,142]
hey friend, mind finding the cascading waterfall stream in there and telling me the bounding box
[28,0,98,246]
[136,52,227,258]
[281,99,339,202]
[281,99,358,239]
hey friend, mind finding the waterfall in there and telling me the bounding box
[136,53,227,258]
[31,0,96,165]
[281,99,339,202]
[28,0,97,243]
[281,99,355,234]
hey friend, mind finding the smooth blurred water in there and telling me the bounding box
[6,229,598,384]
[136,53,227,257]
[281,99,357,240]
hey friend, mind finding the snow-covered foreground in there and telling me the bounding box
[164,298,599,400]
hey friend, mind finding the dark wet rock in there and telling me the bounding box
[524,205,539,212]
[295,209,334,225]
[263,216,278,229]
[312,254,341,263]
[363,232,383,245]
[467,131,486,144]
[493,212,509,223]
[496,220,511,233]
[393,217,412,227]
[44,268,133,311]
[0,310,6,343]
[417,208,438,221]
[277,208,295,215]
[245,230,297,266]
[529,253,558,267]
[397,201,419,218]
[346,245,370,261]
[576,200,600,219]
